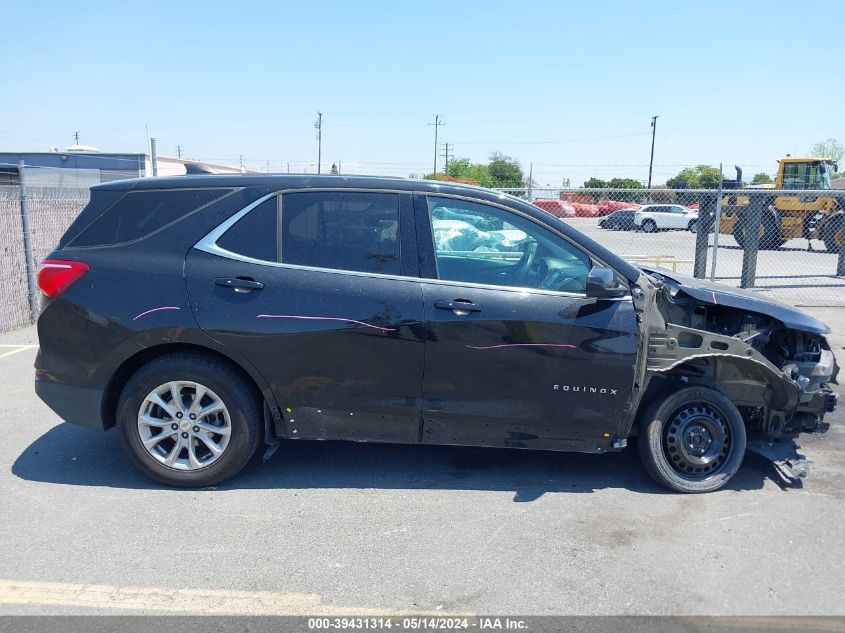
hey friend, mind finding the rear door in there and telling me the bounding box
[185,189,426,443]
[415,194,638,452]
[649,205,669,228]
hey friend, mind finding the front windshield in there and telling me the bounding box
[782,161,832,190]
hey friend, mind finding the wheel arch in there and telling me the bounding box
[101,341,278,437]
[636,354,797,426]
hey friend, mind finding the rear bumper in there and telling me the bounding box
[35,377,108,431]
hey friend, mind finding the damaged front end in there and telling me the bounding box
[623,268,839,485]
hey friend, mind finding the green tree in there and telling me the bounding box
[445,157,493,186]
[667,165,722,189]
[810,138,844,163]
[583,177,607,188]
[330,162,338,175]
[487,152,524,188]
[751,172,772,185]
[446,158,472,178]
[607,178,642,189]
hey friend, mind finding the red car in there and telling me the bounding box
[598,199,642,216]
[532,198,575,219]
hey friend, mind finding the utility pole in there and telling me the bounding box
[73,131,80,145]
[150,137,158,176]
[428,115,445,175]
[439,142,453,175]
[176,145,182,158]
[239,154,244,173]
[315,111,323,174]
[527,162,534,200]
[338,160,342,174]
[647,115,659,191]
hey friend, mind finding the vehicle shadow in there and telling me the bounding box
[12,422,772,499]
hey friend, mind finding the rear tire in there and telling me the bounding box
[638,386,746,493]
[642,219,657,233]
[687,219,698,233]
[117,352,263,488]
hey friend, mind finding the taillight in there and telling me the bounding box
[37,259,89,298]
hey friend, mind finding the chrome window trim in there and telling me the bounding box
[193,188,632,303]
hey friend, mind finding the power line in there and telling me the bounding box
[453,131,650,146]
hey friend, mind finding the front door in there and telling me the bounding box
[186,189,426,443]
[416,194,638,451]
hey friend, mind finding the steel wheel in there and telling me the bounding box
[638,386,746,493]
[664,402,730,477]
[137,381,232,471]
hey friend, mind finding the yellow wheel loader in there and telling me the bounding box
[719,158,842,251]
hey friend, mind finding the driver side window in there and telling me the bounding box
[426,196,591,293]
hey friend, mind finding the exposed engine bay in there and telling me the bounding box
[623,268,839,484]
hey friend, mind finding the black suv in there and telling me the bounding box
[35,175,838,491]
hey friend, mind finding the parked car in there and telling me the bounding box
[598,209,638,231]
[597,199,641,216]
[532,198,575,219]
[570,202,601,217]
[633,204,699,233]
[35,176,837,492]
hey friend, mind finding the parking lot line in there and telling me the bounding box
[0,345,37,359]
[0,578,408,615]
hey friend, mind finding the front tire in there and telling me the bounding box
[733,211,784,250]
[117,352,263,487]
[687,219,698,233]
[641,219,657,233]
[638,386,746,493]
[823,215,844,253]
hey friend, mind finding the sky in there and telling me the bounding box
[3,0,843,187]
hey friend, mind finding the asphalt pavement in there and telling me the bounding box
[1,308,844,616]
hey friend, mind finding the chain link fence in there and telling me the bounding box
[1,178,843,333]
[508,186,845,307]
[0,183,90,332]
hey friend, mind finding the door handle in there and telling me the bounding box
[433,299,482,315]
[215,277,265,293]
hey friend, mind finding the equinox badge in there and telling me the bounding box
[554,385,619,395]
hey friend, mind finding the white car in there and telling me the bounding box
[633,204,699,233]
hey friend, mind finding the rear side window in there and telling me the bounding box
[281,192,400,275]
[69,188,232,247]
[217,197,279,262]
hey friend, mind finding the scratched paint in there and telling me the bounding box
[466,343,577,350]
[257,314,396,332]
[132,306,181,321]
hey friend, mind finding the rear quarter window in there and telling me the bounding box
[216,197,279,262]
[68,188,233,247]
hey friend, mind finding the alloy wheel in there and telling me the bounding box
[137,381,232,470]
